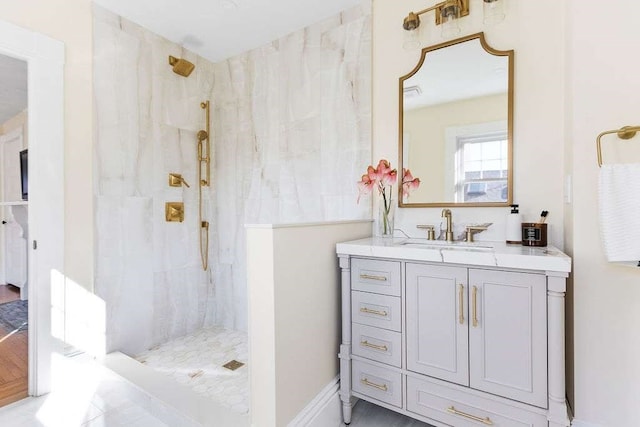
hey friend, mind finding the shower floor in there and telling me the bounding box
[135,326,249,414]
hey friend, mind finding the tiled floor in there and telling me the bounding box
[0,354,190,427]
[346,400,433,427]
[135,326,249,414]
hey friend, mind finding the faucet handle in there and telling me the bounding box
[465,225,488,242]
[417,224,436,240]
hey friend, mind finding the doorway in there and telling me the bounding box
[0,19,65,401]
[0,52,28,407]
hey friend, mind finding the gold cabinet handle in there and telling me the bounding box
[360,340,388,352]
[447,406,493,425]
[360,307,388,317]
[360,273,387,281]
[458,284,464,325]
[361,378,388,392]
[472,286,478,327]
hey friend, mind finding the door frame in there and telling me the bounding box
[0,127,26,288]
[0,20,65,396]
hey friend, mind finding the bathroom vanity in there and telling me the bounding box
[337,237,571,427]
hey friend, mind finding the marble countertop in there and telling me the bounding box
[336,237,571,273]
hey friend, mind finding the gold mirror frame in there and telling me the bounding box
[398,32,514,208]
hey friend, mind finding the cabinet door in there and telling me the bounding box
[468,269,547,408]
[406,263,469,386]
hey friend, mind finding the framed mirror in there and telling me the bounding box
[399,32,514,207]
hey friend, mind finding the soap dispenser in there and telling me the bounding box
[506,204,521,244]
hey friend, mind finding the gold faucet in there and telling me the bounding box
[441,209,454,242]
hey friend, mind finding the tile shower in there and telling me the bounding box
[93,0,371,414]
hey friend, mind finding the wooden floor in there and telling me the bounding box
[0,284,28,408]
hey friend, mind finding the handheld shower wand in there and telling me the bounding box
[198,101,211,271]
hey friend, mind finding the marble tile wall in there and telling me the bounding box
[211,2,372,332]
[93,6,217,355]
[93,2,371,353]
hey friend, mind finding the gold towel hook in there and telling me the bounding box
[596,125,640,167]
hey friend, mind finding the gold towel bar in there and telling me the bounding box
[596,125,640,167]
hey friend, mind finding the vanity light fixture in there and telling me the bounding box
[402,0,469,42]
[402,0,505,48]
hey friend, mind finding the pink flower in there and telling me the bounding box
[357,173,375,203]
[381,168,398,187]
[357,160,420,206]
[402,168,421,198]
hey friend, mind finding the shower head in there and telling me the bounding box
[169,55,195,77]
[197,130,208,141]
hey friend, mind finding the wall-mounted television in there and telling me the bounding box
[20,149,28,201]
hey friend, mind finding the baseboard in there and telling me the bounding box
[572,420,606,427]
[288,376,342,427]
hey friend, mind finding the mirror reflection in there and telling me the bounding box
[399,33,513,207]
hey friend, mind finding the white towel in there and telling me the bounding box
[599,163,640,267]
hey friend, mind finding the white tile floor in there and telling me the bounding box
[135,326,249,414]
[346,400,433,427]
[0,354,189,427]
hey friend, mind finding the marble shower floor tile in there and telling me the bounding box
[135,326,249,414]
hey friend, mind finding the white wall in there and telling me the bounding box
[0,1,94,291]
[567,0,640,425]
[373,0,565,246]
[247,221,371,427]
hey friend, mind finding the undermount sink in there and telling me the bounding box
[397,239,494,252]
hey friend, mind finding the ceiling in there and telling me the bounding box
[0,54,28,125]
[93,0,363,62]
[404,39,508,110]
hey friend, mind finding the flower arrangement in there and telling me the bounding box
[358,159,421,236]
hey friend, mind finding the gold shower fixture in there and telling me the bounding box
[197,100,211,271]
[198,101,211,187]
[169,55,195,77]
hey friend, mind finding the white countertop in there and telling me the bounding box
[336,237,571,273]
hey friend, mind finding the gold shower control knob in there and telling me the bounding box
[165,202,184,222]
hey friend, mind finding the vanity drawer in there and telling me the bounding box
[351,258,401,296]
[352,291,401,332]
[352,360,402,408]
[406,376,547,427]
[352,323,401,367]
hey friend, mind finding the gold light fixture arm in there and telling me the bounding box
[403,0,469,30]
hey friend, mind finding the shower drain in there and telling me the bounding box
[222,360,245,371]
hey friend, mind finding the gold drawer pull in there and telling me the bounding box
[360,307,388,317]
[472,286,478,327]
[447,406,493,425]
[458,284,464,325]
[360,340,388,352]
[361,378,388,392]
[360,273,388,281]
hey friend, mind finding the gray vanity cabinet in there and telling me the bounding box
[406,263,469,387]
[406,264,547,407]
[337,241,571,427]
[468,268,548,408]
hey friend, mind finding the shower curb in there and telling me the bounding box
[101,351,249,427]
